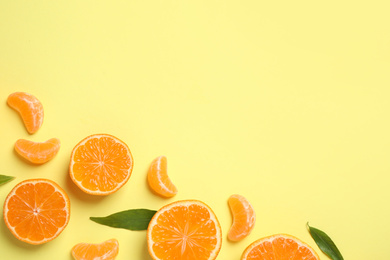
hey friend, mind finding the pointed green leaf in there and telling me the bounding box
[90,209,157,231]
[307,223,344,260]
[0,175,15,186]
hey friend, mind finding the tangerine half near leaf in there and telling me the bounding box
[69,134,133,196]
[147,155,178,198]
[14,138,61,164]
[228,194,256,242]
[147,200,222,260]
[71,238,119,260]
[7,92,44,134]
[241,234,320,260]
[3,179,70,245]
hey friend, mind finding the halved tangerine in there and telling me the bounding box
[71,238,119,260]
[241,234,320,260]
[3,179,70,245]
[7,92,44,134]
[147,200,222,260]
[69,134,133,195]
[14,138,60,164]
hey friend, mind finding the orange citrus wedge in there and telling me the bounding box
[7,92,44,134]
[69,134,133,195]
[71,238,119,260]
[228,194,256,242]
[14,138,61,164]
[147,156,177,198]
[3,179,70,245]
[147,200,222,260]
[241,234,320,260]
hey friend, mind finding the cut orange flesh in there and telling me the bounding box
[69,134,133,195]
[228,194,256,242]
[7,92,44,134]
[14,138,61,164]
[3,179,70,245]
[241,234,320,260]
[147,156,177,198]
[71,238,119,260]
[147,200,222,260]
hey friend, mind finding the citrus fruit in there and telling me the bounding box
[3,179,70,245]
[147,200,222,260]
[69,134,133,195]
[71,238,119,260]
[147,155,178,198]
[14,138,61,164]
[228,194,256,242]
[7,92,44,134]
[241,234,320,260]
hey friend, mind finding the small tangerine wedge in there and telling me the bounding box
[71,238,119,260]
[3,179,70,245]
[241,234,320,260]
[7,92,44,134]
[228,194,256,242]
[69,134,133,195]
[147,200,222,260]
[147,156,177,198]
[14,138,61,164]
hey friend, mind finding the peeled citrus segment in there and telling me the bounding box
[228,194,256,242]
[3,179,70,245]
[14,138,61,164]
[71,238,119,260]
[241,234,320,260]
[7,92,44,134]
[147,200,222,260]
[69,134,133,196]
[147,156,177,198]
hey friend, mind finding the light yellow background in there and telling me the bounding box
[1,1,390,259]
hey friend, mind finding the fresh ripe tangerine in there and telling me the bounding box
[147,156,177,198]
[147,200,222,260]
[228,194,256,242]
[69,134,133,196]
[71,238,119,260]
[241,234,320,260]
[7,92,44,134]
[14,138,61,164]
[3,179,70,245]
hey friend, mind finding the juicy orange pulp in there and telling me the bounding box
[147,200,222,260]
[241,234,320,260]
[69,134,133,195]
[3,179,70,245]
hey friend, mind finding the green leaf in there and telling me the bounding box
[0,175,15,186]
[90,209,157,231]
[307,223,344,260]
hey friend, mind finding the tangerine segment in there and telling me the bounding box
[228,194,256,242]
[3,179,70,245]
[15,138,61,164]
[71,238,119,260]
[147,200,222,260]
[7,92,44,134]
[147,156,177,198]
[69,134,133,196]
[241,234,320,260]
